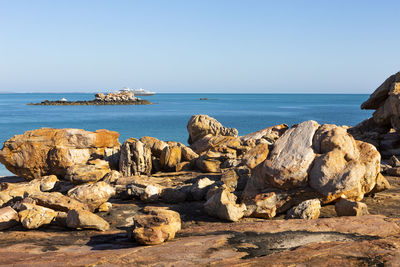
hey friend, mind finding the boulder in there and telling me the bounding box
[18,204,57,229]
[119,138,152,176]
[66,209,110,231]
[309,125,381,202]
[130,208,181,245]
[187,115,238,145]
[0,128,120,180]
[29,192,90,212]
[65,159,111,184]
[240,124,289,144]
[0,206,19,230]
[335,198,369,216]
[160,145,182,171]
[286,199,321,220]
[140,136,168,157]
[204,188,246,222]
[263,120,320,189]
[242,143,269,169]
[67,181,116,211]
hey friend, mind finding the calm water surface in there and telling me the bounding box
[0,93,372,176]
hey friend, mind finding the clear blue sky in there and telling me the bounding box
[1,0,399,93]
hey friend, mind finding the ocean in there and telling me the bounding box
[0,93,373,176]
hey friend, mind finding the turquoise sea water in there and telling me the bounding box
[0,93,372,176]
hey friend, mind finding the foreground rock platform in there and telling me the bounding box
[0,174,399,266]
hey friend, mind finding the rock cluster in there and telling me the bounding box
[95,91,136,102]
[0,112,389,245]
[350,72,400,158]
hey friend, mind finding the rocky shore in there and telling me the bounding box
[28,91,152,105]
[1,73,400,265]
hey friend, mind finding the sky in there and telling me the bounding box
[0,0,399,93]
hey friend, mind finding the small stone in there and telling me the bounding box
[130,208,181,245]
[65,159,111,184]
[40,175,59,192]
[97,202,112,212]
[286,199,321,220]
[335,198,369,216]
[204,188,246,222]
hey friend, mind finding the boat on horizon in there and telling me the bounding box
[119,87,156,96]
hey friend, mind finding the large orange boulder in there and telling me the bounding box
[0,128,120,180]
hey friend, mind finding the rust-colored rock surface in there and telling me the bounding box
[0,128,120,180]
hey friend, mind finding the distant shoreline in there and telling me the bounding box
[27,99,152,106]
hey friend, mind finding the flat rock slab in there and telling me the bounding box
[0,215,399,266]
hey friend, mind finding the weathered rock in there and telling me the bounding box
[66,209,110,231]
[180,146,198,161]
[263,120,320,189]
[242,143,269,169]
[240,123,289,143]
[309,125,381,202]
[286,199,321,220]
[97,202,112,212]
[243,186,320,219]
[130,208,181,245]
[176,161,191,172]
[190,135,241,155]
[204,188,246,222]
[335,198,369,216]
[361,73,398,110]
[119,138,152,176]
[0,179,41,207]
[29,192,90,212]
[0,206,19,230]
[187,115,238,145]
[190,177,215,200]
[0,128,120,180]
[102,170,121,184]
[140,136,168,157]
[369,173,391,194]
[160,145,182,171]
[40,175,59,192]
[18,204,57,229]
[220,169,239,192]
[65,159,111,184]
[160,187,188,203]
[195,157,221,173]
[67,181,116,211]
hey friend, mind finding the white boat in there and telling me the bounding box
[119,87,156,96]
